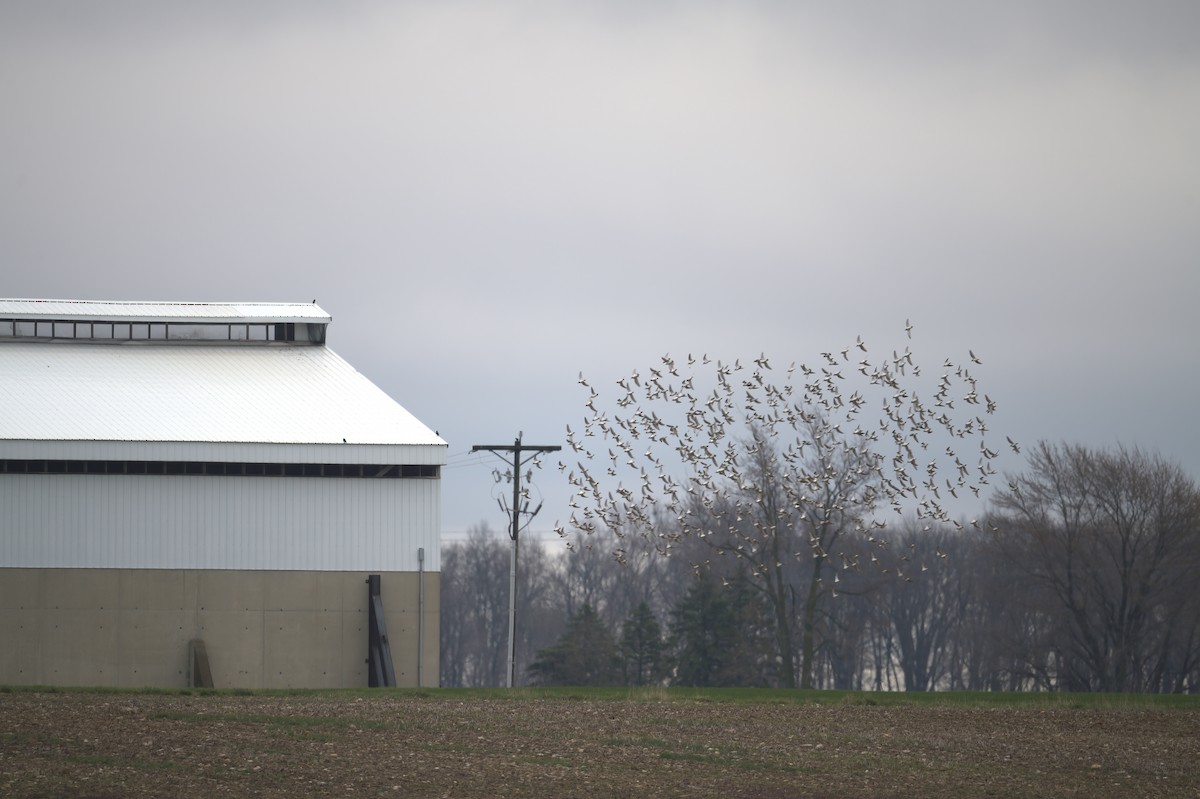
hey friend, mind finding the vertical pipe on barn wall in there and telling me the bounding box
[417,546,425,687]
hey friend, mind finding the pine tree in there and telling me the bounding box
[669,576,735,687]
[619,602,666,686]
[668,574,775,687]
[528,604,620,686]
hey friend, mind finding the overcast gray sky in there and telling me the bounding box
[3,1,1198,539]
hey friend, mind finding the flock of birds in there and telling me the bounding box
[553,323,1017,581]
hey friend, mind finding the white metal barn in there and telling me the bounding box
[0,299,446,688]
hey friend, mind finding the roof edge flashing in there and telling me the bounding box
[0,299,332,324]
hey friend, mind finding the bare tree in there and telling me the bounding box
[438,542,468,687]
[440,524,563,687]
[554,518,702,632]
[813,533,883,690]
[934,529,1009,690]
[554,530,620,624]
[991,442,1200,692]
[440,526,503,686]
[878,522,970,691]
[514,534,563,687]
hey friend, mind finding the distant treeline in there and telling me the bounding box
[441,442,1200,693]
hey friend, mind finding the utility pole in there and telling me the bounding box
[471,432,560,688]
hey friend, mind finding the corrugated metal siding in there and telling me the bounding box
[0,299,331,323]
[0,343,446,451]
[0,474,441,572]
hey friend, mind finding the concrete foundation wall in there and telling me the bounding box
[0,568,439,689]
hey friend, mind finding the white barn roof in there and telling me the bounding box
[0,298,331,323]
[0,300,445,463]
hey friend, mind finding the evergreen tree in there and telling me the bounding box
[668,574,774,687]
[669,576,732,686]
[724,575,778,687]
[528,604,620,686]
[619,602,666,686]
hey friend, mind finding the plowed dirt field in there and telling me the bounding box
[2,690,1197,798]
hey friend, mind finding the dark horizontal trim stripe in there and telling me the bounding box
[0,318,326,344]
[0,459,438,479]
